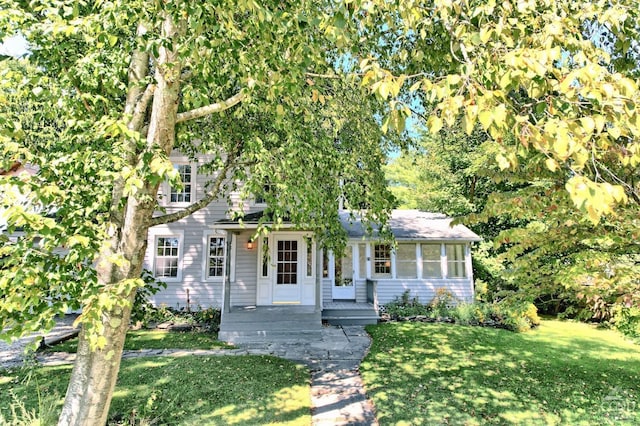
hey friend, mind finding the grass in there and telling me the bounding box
[361,320,640,425]
[44,329,232,353]
[0,355,310,425]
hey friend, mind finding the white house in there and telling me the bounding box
[143,153,481,343]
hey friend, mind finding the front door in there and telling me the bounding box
[332,245,356,300]
[272,238,301,303]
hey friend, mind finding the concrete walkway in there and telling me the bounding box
[1,322,378,426]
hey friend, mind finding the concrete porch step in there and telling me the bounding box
[321,302,379,326]
[218,329,322,344]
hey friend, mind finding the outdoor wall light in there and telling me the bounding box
[247,240,255,250]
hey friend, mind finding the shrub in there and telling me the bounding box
[383,290,431,317]
[429,288,459,315]
[131,270,167,327]
[381,294,541,333]
[610,305,640,340]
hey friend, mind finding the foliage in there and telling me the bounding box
[130,270,167,328]
[382,289,540,332]
[0,355,310,425]
[345,0,640,224]
[362,320,640,425]
[384,125,504,216]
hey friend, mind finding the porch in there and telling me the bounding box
[217,302,379,344]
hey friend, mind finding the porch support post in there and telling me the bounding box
[223,233,233,313]
[315,247,322,312]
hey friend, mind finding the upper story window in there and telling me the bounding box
[373,244,391,277]
[170,164,194,203]
[254,184,273,205]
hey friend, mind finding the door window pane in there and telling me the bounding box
[277,240,297,285]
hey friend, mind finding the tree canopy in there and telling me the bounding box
[1,0,640,424]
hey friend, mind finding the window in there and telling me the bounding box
[422,244,442,278]
[155,237,180,278]
[373,244,391,277]
[170,164,193,203]
[322,250,329,278]
[396,244,417,279]
[205,235,226,279]
[261,238,269,278]
[358,243,367,279]
[306,239,313,277]
[276,240,297,284]
[335,247,353,286]
[446,244,466,278]
[254,184,272,205]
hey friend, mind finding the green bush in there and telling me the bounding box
[610,305,640,339]
[381,290,541,332]
[131,270,167,327]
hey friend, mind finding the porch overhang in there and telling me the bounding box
[212,210,295,231]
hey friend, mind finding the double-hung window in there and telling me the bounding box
[170,164,194,203]
[154,236,181,279]
[205,234,226,279]
[373,244,391,278]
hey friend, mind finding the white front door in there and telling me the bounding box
[332,245,356,300]
[272,237,302,303]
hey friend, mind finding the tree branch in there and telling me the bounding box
[149,145,242,226]
[128,84,155,132]
[176,91,245,124]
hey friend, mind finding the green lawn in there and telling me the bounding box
[45,329,232,353]
[1,355,310,425]
[361,320,640,425]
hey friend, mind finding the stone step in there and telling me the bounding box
[222,312,321,323]
[322,308,377,317]
[219,321,321,332]
[322,315,379,326]
[218,329,322,344]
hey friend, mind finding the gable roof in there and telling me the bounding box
[339,209,481,241]
[214,209,480,241]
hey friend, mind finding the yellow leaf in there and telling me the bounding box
[480,27,493,43]
[276,104,284,116]
[593,115,606,133]
[478,110,493,130]
[428,115,443,134]
[545,158,558,172]
[579,117,595,134]
[496,153,510,170]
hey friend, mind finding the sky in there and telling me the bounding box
[0,34,28,57]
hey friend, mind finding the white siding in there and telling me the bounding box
[231,230,258,306]
[374,278,474,305]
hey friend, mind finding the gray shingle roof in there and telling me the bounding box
[339,210,481,241]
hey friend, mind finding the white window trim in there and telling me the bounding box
[202,230,227,282]
[372,243,392,278]
[161,161,197,207]
[152,230,184,282]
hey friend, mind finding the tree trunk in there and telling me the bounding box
[58,13,183,425]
